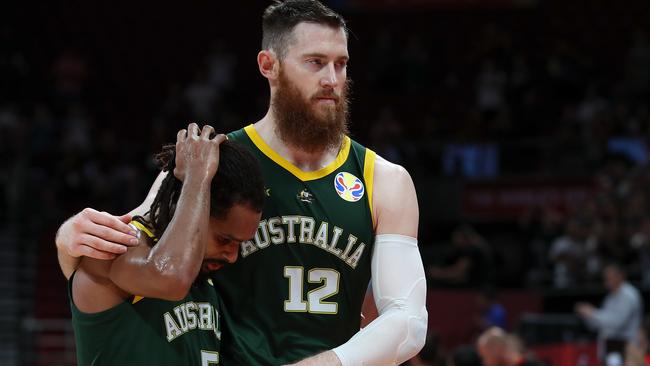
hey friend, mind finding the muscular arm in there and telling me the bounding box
[371,156,419,237]
[108,173,213,300]
[291,157,427,366]
[56,171,167,279]
[73,125,222,305]
[73,173,212,312]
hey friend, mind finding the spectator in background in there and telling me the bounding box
[549,216,594,288]
[476,288,508,331]
[205,41,236,92]
[596,218,630,277]
[475,59,507,126]
[575,263,643,363]
[428,224,491,288]
[184,70,218,121]
[630,215,650,289]
[477,327,543,366]
[520,205,564,286]
[477,328,507,366]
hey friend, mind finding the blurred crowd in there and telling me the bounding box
[2,3,649,289]
[426,156,650,290]
[2,2,650,366]
[404,327,546,366]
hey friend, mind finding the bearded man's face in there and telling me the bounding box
[273,67,349,152]
[271,22,351,152]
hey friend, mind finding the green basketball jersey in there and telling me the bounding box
[216,125,376,365]
[70,244,223,365]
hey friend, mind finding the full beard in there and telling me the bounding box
[272,70,350,154]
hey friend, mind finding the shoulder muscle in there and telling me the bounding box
[372,156,419,237]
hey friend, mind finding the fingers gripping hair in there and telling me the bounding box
[147,136,265,237]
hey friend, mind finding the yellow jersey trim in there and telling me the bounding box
[128,220,151,305]
[130,220,155,239]
[363,149,377,225]
[244,125,351,182]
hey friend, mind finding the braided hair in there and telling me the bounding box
[144,140,265,239]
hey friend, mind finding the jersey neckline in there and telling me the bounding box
[244,124,351,182]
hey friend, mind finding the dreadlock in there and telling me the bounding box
[141,140,265,240]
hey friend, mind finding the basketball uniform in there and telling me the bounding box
[70,222,223,366]
[216,125,376,365]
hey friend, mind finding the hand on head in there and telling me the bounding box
[173,123,226,183]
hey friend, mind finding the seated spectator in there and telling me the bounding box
[428,224,491,288]
[477,327,544,366]
[549,216,593,288]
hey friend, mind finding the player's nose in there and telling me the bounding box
[320,63,338,88]
[223,244,239,264]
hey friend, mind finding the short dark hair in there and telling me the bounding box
[146,140,265,238]
[262,0,347,59]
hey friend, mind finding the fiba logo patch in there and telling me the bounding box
[334,172,365,202]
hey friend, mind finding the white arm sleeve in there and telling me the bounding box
[333,234,428,366]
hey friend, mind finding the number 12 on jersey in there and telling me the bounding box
[284,267,340,314]
[201,350,218,365]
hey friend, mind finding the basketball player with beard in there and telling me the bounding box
[55,1,428,365]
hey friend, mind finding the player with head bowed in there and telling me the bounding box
[56,1,428,365]
[69,124,264,365]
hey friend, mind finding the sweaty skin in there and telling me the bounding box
[73,124,224,313]
[57,19,426,366]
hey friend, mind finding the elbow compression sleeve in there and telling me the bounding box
[333,234,428,365]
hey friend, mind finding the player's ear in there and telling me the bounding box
[258,50,279,81]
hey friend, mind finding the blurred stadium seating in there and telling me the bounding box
[2,0,649,365]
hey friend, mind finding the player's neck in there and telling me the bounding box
[254,113,342,172]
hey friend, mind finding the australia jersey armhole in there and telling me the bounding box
[128,219,157,305]
[130,219,156,242]
[363,148,377,226]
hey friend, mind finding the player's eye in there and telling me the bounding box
[217,236,232,245]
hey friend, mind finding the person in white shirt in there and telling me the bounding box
[576,263,643,363]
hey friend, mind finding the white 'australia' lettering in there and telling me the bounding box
[240,216,368,269]
[164,302,219,342]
